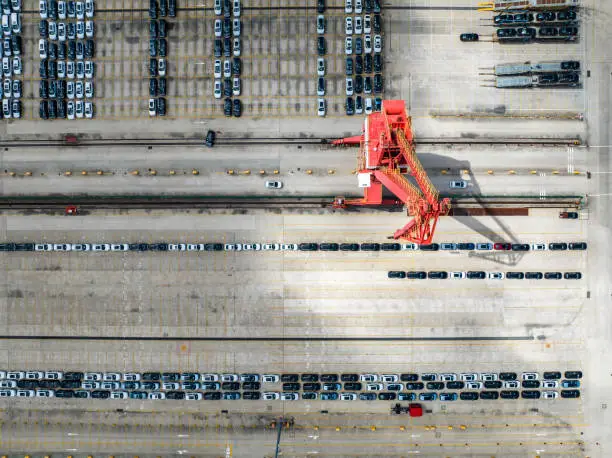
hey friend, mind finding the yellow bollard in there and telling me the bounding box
[81,170,87,175]
[306,169,313,175]
[508,170,516,175]
[24,171,32,176]
[460,425,467,430]
[447,425,453,430]
[399,425,405,431]
[192,169,199,175]
[9,171,15,176]
[64,171,72,176]
[313,426,319,431]
[130,170,139,176]
[552,170,560,175]
[169,170,176,175]
[440,170,448,175]
[226,169,234,175]
[487,170,494,175]
[273,169,279,174]
[530,170,538,174]
[461,169,469,175]
[259,170,265,175]
[97,170,103,175]
[149,170,157,176]
[335,426,341,431]
[573,170,581,175]
[240,170,250,175]
[370,426,376,431]
[328,169,335,174]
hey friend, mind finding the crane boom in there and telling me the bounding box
[332,100,450,244]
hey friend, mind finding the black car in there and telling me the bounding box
[561,61,580,70]
[91,390,111,399]
[223,37,231,56]
[39,380,61,389]
[317,0,325,13]
[17,380,38,389]
[150,20,158,37]
[426,382,445,390]
[500,390,519,399]
[64,372,84,381]
[158,38,167,57]
[149,0,157,17]
[354,37,362,55]
[406,271,427,279]
[446,381,464,390]
[539,73,559,84]
[149,78,157,97]
[405,382,424,390]
[345,57,353,75]
[517,27,536,38]
[522,380,540,389]
[420,243,439,251]
[39,20,48,37]
[360,393,376,401]
[497,28,517,38]
[159,0,167,16]
[317,36,326,55]
[364,54,373,73]
[302,392,317,400]
[157,97,166,116]
[460,392,479,401]
[299,243,318,251]
[223,97,232,117]
[521,390,541,399]
[460,33,479,42]
[48,42,58,60]
[544,272,562,280]
[378,392,396,401]
[48,61,57,79]
[142,372,161,381]
[320,243,339,251]
[182,382,199,390]
[565,371,582,379]
[123,381,141,390]
[344,382,362,390]
[158,19,167,37]
[539,27,557,36]
[373,0,381,12]
[39,59,48,79]
[557,10,577,21]
[233,99,241,118]
[564,272,582,280]
[360,243,380,251]
[568,242,587,250]
[536,11,555,22]
[129,243,149,251]
[484,381,502,389]
[511,244,529,251]
[320,374,338,383]
[381,243,401,251]
[525,272,543,280]
[479,391,499,400]
[223,18,231,38]
[466,271,486,279]
[149,58,157,76]
[232,57,241,75]
[345,96,354,115]
[281,374,299,382]
[388,271,406,279]
[161,372,180,381]
[39,101,49,119]
[166,391,185,400]
[543,371,562,380]
[506,272,524,280]
[428,271,448,279]
[373,74,383,94]
[354,75,363,94]
[373,14,381,33]
[150,243,169,251]
[355,55,363,74]
[221,382,240,391]
[55,389,74,398]
[85,39,95,58]
[301,374,319,382]
[499,372,517,381]
[68,40,76,60]
[168,0,176,16]
[560,390,580,398]
[204,243,223,251]
[421,374,436,381]
[341,374,359,382]
[283,383,300,391]
[57,42,66,59]
[14,244,35,251]
[242,382,260,390]
[48,100,57,120]
[243,391,261,400]
[205,130,216,147]
[223,78,232,97]
[203,392,222,400]
[457,243,475,250]
[214,39,222,57]
[141,382,159,390]
[303,383,321,391]
[339,243,359,251]
[157,78,167,96]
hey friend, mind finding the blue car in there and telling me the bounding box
[359,393,376,401]
[129,391,148,399]
[223,392,241,400]
[562,380,580,388]
[419,392,438,401]
[440,392,458,401]
[321,392,338,400]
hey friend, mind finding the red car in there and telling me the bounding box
[494,243,512,250]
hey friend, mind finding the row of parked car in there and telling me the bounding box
[389,271,582,280]
[497,26,578,41]
[1,0,20,119]
[148,0,171,116]
[493,9,577,26]
[0,241,587,252]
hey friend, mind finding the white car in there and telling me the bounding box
[355,0,362,13]
[57,21,66,40]
[265,181,282,189]
[373,34,382,52]
[149,392,165,400]
[214,79,222,98]
[85,60,94,78]
[402,243,418,250]
[360,374,378,382]
[12,56,21,75]
[58,0,66,18]
[355,16,362,34]
[0,390,16,397]
[36,390,54,397]
[317,98,325,117]
[440,373,457,381]
[6,371,25,379]
[35,244,53,251]
[214,0,221,15]
[54,243,72,251]
[344,0,352,13]
[122,373,141,381]
[213,59,221,78]
[92,244,110,251]
[11,0,21,10]
[101,382,119,390]
[224,243,242,251]
[72,243,91,251]
[85,80,94,98]
[480,373,498,381]
[16,390,35,397]
[85,20,94,37]
[75,0,84,18]
[158,58,166,76]
[542,381,558,388]
[76,60,85,78]
[201,373,219,382]
[317,14,325,34]
[162,382,180,390]
[281,243,298,250]
[10,12,20,34]
[85,101,94,118]
[109,244,129,252]
[186,392,203,400]
[110,391,128,399]
[39,0,47,18]
[522,372,539,381]
[39,38,47,58]
[187,244,204,251]
[503,381,519,389]
[364,14,371,33]
[345,37,352,54]
[449,180,467,189]
[85,0,94,17]
[450,271,465,279]
[542,391,558,399]
[345,16,353,35]
[76,20,84,38]
[366,383,383,391]
[532,243,546,251]
[345,77,353,95]
[262,243,280,250]
[341,393,357,401]
[223,59,231,77]
[364,34,372,53]
[317,57,325,76]
[488,272,504,280]
[168,243,187,251]
[460,373,477,381]
[67,79,75,97]
[66,61,75,79]
[214,19,221,37]
[466,381,482,390]
[148,98,156,116]
[263,392,279,400]
[232,18,240,36]
[281,392,299,400]
[45,371,63,380]
[381,374,398,383]
[232,77,240,96]
[75,80,84,99]
[84,372,102,381]
[233,0,240,16]
[221,374,238,382]
[48,21,57,40]
[67,101,75,119]
[57,60,66,78]
[262,374,279,383]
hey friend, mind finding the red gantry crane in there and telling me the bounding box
[332,100,451,244]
